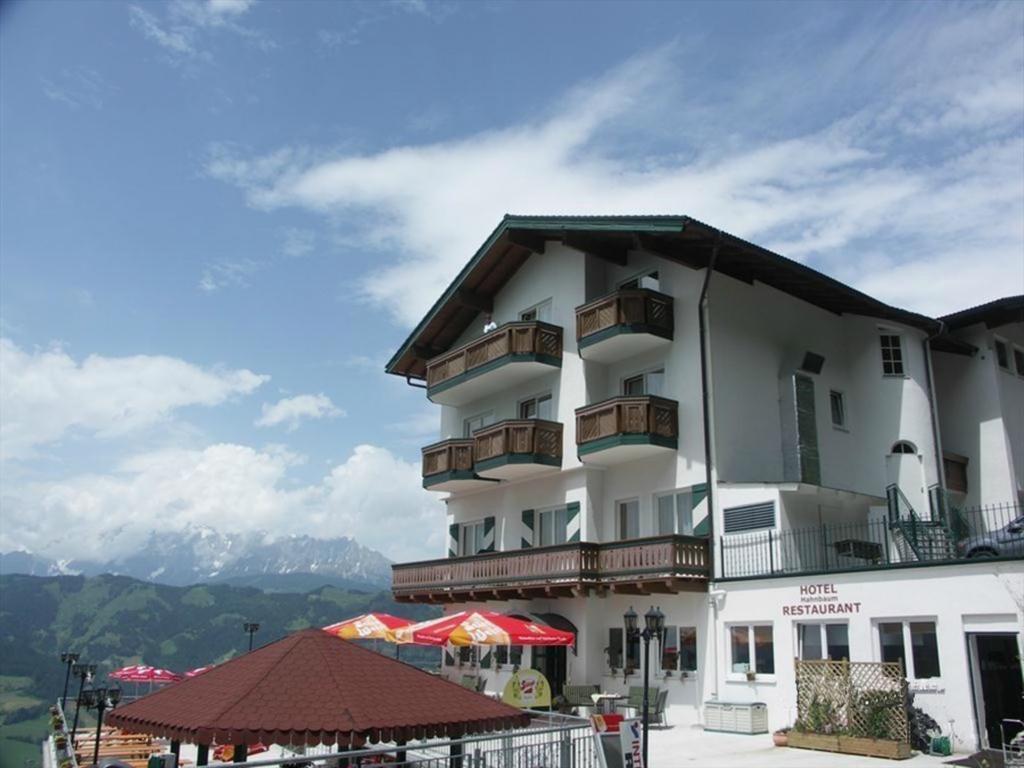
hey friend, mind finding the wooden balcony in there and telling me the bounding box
[421,439,496,493]
[473,419,563,480]
[425,321,563,406]
[576,396,678,465]
[576,289,673,363]
[392,535,709,603]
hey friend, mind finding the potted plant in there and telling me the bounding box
[745,670,757,682]
[772,727,790,747]
[54,735,68,750]
[679,670,690,680]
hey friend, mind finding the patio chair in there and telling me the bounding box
[640,689,669,726]
[626,685,662,719]
[562,684,600,712]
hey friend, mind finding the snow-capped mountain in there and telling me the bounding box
[0,526,392,589]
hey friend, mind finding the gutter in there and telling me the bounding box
[923,320,948,499]
[698,233,721,701]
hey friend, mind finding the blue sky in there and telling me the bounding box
[1,0,1022,563]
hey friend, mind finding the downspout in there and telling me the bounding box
[923,321,948,508]
[698,232,721,703]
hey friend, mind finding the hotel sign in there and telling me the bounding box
[782,583,862,617]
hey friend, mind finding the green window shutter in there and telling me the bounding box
[565,502,581,543]
[482,516,496,552]
[444,649,455,667]
[795,374,821,485]
[448,523,459,558]
[480,647,492,669]
[521,509,535,549]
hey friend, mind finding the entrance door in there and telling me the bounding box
[531,645,567,704]
[970,633,1024,748]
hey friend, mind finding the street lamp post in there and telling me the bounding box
[82,686,122,766]
[243,622,260,652]
[624,606,665,768]
[69,663,97,747]
[60,652,80,709]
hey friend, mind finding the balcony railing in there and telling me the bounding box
[576,288,674,346]
[425,321,562,391]
[473,419,563,467]
[422,439,474,478]
[576,396,678,454]
[392,534,709,602]
[719,502,1023,580]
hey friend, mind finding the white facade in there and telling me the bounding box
[395,221,1023,755]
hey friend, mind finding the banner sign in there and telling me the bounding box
[501,668,551,708]
[619,718,644,768]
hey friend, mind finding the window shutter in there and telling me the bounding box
[723,502,776,534]
[521,510,535,548]
[448,522,459,558]
[691,483,710,537]
[444,649,455,667]
[482,516,496,552]
[795,374,821,485]
[480,647,492,669]
[565,502,581,543]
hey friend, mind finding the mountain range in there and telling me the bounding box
[0,526,393,591]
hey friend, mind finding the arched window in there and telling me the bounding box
[891,441,916,455]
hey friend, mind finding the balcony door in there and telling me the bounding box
[623,368,664,397]
[519,393,552,420]
[617,499,640,540]
[464,411,495,438]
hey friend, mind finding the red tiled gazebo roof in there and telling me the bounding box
[106,628,528,747]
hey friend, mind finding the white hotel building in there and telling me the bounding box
[385,216,1024,753]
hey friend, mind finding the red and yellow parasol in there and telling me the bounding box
[391,611,574,647]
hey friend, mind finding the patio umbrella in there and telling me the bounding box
[391,611,575,647]
[322,613,413,640]
[109,665,181,683]
[324,613,414,659]
[184,665,215,678]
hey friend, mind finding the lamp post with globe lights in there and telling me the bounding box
[624,606,665,768]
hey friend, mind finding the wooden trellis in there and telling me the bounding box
[795,659,910,743]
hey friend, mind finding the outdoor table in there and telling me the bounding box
[591,693,626,714]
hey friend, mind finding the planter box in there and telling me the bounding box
[789,732,911,760]
[838,736,912,760]
[789,732,840,752]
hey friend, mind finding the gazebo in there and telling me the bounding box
[106,628,529,764]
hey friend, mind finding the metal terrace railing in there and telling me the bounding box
[719,502,1022,580]
[211,712,599,768]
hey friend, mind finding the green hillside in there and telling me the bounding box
[0,574,439,768]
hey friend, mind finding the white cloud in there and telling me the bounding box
[210,8,1024,323]
[2,443,443,562]
[255,393,345,431]
[0,338,267,461]
[281,227,315,258]
[128,0,270,61]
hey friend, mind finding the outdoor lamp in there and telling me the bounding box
[244,622,261,652]
[83,686,120,766]
[69,662,97,745]
[623,607,639,638]
[60,652,80,709]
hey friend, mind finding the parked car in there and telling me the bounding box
[957,515,1024,558]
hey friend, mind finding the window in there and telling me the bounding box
[656,490,693,536]
[829,390,846,429]
[722,502,775,534]
[943,452,968,494]
[623,368,665,396]
[891,441,916,455]
[878,621,941,679]
[607,627,623,669]
[729,624,774,675]
[995,338,1010,371]
[880,334,905,376]
[519,393,553,420]
[607,626,639,670]
[520,299,552,323]
[464,411,494,438]
[798,623,850,661]
[1014,347,1024,377]
[617,499,640,540]
[660,625,697,672]
[620,270,660,291]
[459,521,486,556]
[537,507,568,547]
[495,645,523,666]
